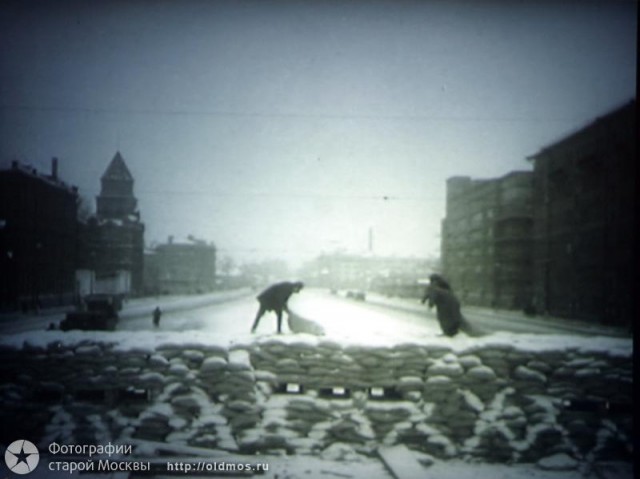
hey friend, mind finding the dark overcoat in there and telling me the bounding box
[257,281,303,312]
[422,283,471,337]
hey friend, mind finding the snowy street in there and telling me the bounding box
[1,2,635,477]
[126,288,630,340]
[0,288,633,479]
[0,288,629,340]
[118,289,444,339]
[0,289,253,335]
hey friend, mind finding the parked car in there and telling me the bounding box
[346,290,366,301]
[59,294,121,331]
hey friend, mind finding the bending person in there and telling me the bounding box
[251,281,304,334]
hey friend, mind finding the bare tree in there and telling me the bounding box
[76,194,94,222]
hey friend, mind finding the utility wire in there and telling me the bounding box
[0,103,588,123]
[133,189,444,202]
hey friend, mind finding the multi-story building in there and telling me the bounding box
[0,159,79,310]
[302,253,434,297]
[78,152,145,295]
[441,171,533,309]
[528,100,635,325]
[144,236,216,294]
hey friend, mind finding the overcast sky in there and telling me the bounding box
[0,0,636,266]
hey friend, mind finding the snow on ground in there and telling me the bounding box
[419,459,632,479]
[3,454,631,479]
[119,293,259,336]
[196,454,632,479]
[289,290,443,342]
[285,291,631,355]
[0,286,632,356]
[1,288,631,357]
[0,289,254,334]
[0,321,631,358]
[118,288,252,319]
[363,290,630,337]
[0,289,633,479]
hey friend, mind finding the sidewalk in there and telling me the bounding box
[0,305,73,323]
[0,289,252,334]
[362,291,630,337]
[117,288,251,320]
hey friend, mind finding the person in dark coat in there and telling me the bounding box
[421,276,478,337]
[152,306,162,328]
[251,281,304,334]
[428,273,452,291]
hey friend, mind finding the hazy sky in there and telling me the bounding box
[0,0,636,266]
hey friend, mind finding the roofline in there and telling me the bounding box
[0,161,79,194]
[446,169,533,183]
[527,98,636,162]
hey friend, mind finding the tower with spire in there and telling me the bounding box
[96,151,139,220]
[79,152,145,296]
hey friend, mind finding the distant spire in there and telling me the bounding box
[101,151,133,182]
[96,151,138,219]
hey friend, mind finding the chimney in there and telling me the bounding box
[52,157,59,180]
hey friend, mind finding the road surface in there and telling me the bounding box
[0,288,628,339]
[356,291,629,337]
[290,290,629,340]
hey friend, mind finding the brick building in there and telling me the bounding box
[441,171,533,309]
[527,100,636,324]
[0,159,79,310]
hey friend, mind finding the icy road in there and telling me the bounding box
[0,288,627,339]
[115,288,627,340]
[117,288,445,340]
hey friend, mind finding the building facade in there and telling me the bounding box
[0,159,79,310]
[441,171,533,309]
[144,237,217,295]
[302,253,434,297]
[528,100,636,325]
[78,152,145,295]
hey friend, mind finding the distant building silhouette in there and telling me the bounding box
[144,236,216,295]
[440,100,636,326]
[303,253,435,298]
[96,151,139,219]
[528,100,636,324]
[441,171,533,309]
[78,152,145,296]
[0,159,79,310]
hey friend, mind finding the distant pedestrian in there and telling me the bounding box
[421,276,479,337]
[251,281,304,334]
[152,306,162,328]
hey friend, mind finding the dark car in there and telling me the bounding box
[59,294,121,331]
[346,290,366,301]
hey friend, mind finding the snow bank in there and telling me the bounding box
[0,326,631,357]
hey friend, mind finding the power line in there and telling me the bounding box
[134,189,444,202]
[0,103,588,124]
